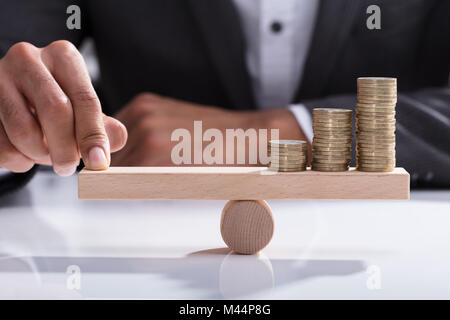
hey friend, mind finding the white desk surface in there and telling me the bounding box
[0,171,449,299]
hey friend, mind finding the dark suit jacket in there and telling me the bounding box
[0,0,449,195]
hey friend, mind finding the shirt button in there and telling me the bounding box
[270,21,283,33]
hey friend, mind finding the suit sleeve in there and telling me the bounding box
[0,0,87,197]
[302,87,450,188]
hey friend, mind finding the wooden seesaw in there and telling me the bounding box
[78,167,410,254]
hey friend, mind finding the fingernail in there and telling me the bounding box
[55,165,76,177]
[87,147,108,170]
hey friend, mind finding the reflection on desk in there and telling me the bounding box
[0,172,449,299]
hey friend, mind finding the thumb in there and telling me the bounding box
[103,115,128,153]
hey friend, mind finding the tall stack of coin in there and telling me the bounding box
[311,108,353,172]
[268,140,308,172]
[356,77,396,172]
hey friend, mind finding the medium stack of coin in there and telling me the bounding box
[311,108,353,172]
[356,77,396,172]
[268,140,308,172]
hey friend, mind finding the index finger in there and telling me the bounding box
[43,41,110,170]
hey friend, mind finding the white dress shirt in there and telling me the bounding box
[232,0,319,142]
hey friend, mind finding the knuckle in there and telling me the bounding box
[7,42,37,61]
[0,146,34,172]
[133,92,153,103]
[136,116,153,133]
[142,127,165,150]
[0,143,17,163]
[0,97,20,123]
[45,95,71,119]
[72,88,99,105]
[132,93,160,108]
[143,133,157,149]
[8,120,35,142]
[80,129,108,147]
[47,40,79,56]
[145,134,165,150]
[52,156,79,169]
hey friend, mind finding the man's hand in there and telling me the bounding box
[0,41,127,175]
[112,93,307,166]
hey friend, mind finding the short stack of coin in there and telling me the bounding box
[268,140,308,172]
[356,77,396,172]
[311,108,353,172]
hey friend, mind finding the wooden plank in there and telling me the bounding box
[78,167,410,200]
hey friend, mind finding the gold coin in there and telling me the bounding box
[357,143,395,148]
[357,152,396,157]
[357,133,395,138]
[357,160,396,165]
[313,130,353,136]
[356,122,396,127]
[357,103,396,109]
[357,117,396,123]
[357,148,395,153]
[357,155,395,161]
[357,142,396,147]
[357,132,396,137]
[268,143,308,148]
[357,77,396,84]
[270,158,307,163]
[269,148,307,152]
[357,99,397,105]
[313,147,351,153]
[270,153,306,158]
[358,87,397,92]
[356,115,396,122]
[357,124,396,130]
[313,148,351,154]
[313,136,353,141]
[313,152,351,158]
[356,129,395,135]
[270,159,306,164]
[313,117,352,123]
[269,167,306,172]
[356,125,396,131]
[270,162,306,167]
[270,163,306,169]
[313,122,352,128]
[314,149,351,155]
[312,162,350,168]
[356,166,394,172]
[356,125,395,131]
[357,101,396,106]
[313,140,352,146]
[358,93,397,99]
[357,160,396,166]
[356,143,396,148]
[314,128,353,133]
[356,112,396,118]
[268,147,306,154]
[313,108,353,114]
[311,165,349,172]
[313,142,352,148]
[313,160,350,165]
